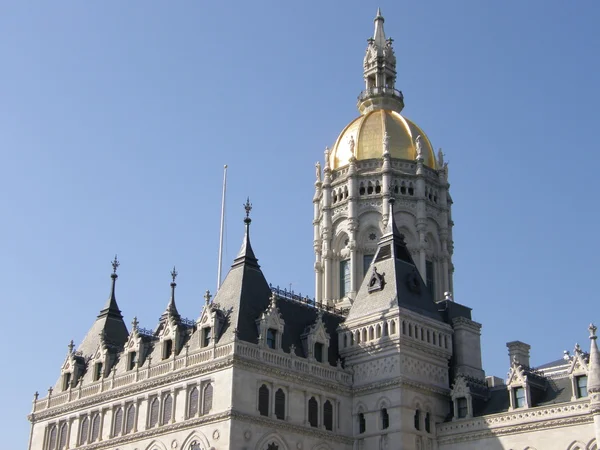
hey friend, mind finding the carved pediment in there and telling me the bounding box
[568,344,589,375]
[367,266,386,293]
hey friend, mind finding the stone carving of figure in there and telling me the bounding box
[437,148,444,167]
[348,135,356,158]
[415,135,423,160]
[324,146,330,170]
[315,161,321,182]
[382,131,390,155]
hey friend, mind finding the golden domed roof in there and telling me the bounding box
[329,110,436,170]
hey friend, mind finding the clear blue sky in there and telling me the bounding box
[3,1,599,446]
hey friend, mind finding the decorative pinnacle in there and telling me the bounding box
[131,316,139,330]
[170,266,178,283]
[244,197,252,221]
[68,340,74,354]
[111,255,120,274]
[590,323,598,339]
[204,290,212,304]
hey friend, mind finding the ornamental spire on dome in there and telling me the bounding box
[359,10,403,114]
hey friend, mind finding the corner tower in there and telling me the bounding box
[314,10,454,307]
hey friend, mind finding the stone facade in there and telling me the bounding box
[28,10,600,450]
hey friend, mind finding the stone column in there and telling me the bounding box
[314,174,323,304]
[415,158,427,278]
[348,158,359,297]
[322,161,333,305]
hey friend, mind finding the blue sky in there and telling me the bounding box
[3,1,599,446]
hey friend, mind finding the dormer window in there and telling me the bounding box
[514,387,526,408]
[94,362,103,381]
[62,373,71,391]
[314,342,324,362]
[457,398,468,418]
[340,259,351,297]
[202,327,212,347]
[266,328,277,349]
[127,351,137,371]
[576,375,588,398]
[163,339,173,359]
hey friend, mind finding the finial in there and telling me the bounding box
[48,386,53,396]
[33,391,39,402]
[111,255,120,274]
[269,291,278,307]
[590,323,598,339]
[132,316,139,330]
[324,146,330,171]
[170,266,178,284]
[68,340,74,354]
[315,161,322,182]
[204,290,212,304]
[244,197,252,218]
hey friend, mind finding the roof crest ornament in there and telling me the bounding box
[204,290,212,305]
[111,255,120,274]
[170,266,178,284]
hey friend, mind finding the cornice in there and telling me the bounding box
[68,410,229,450]
[232,356,352,395]
[231,410,354,445]
[437,402,592,444]
[351,375,451,397]
[29,359,234,422]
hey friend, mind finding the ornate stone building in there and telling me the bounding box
[27,11,600,450]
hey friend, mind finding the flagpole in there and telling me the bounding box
[217,165,228,291]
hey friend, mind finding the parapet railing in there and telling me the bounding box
[34,337,350,414]
[357,86,404,102]
[269,284,349,317]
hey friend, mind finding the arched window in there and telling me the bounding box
[425,412,431,433]
[90,414,100,442]
[324,400,333,431]
[358,412,366,434]
[369,327,374,340]
[47,425,57,450]
[381,408,389,429]
[362,328,367,342]
[308,397,318,428]
[383,322,389,336]
[401,321,406,335]
[414,409,421,430]
[113,407,123,437]
[149,398,159,428]
[203,383,213,414]
[124,404,135,435]
[58,423,68,450]
[376,324,381,338]
[188,386,199,417]
[343,334,348,348]
[390,320,396,334]
[275,388,285,420]
[356,330,361,344]
[259,384,270,416]
[162,394,173,424]
[79,416,89,445]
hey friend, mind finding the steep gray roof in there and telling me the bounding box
[212,217,273,345]
[346,201,443,323]
[77,271,129,357]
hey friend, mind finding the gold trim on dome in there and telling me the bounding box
[330,110,436,170]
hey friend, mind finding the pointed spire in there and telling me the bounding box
[161,266,180,322]
[233,198,259,267]
[98,255,123,319]
[587,323,600,394]
[383,197,403,239]
[373,8,386,48]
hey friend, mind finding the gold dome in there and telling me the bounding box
[329,110,436,170]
